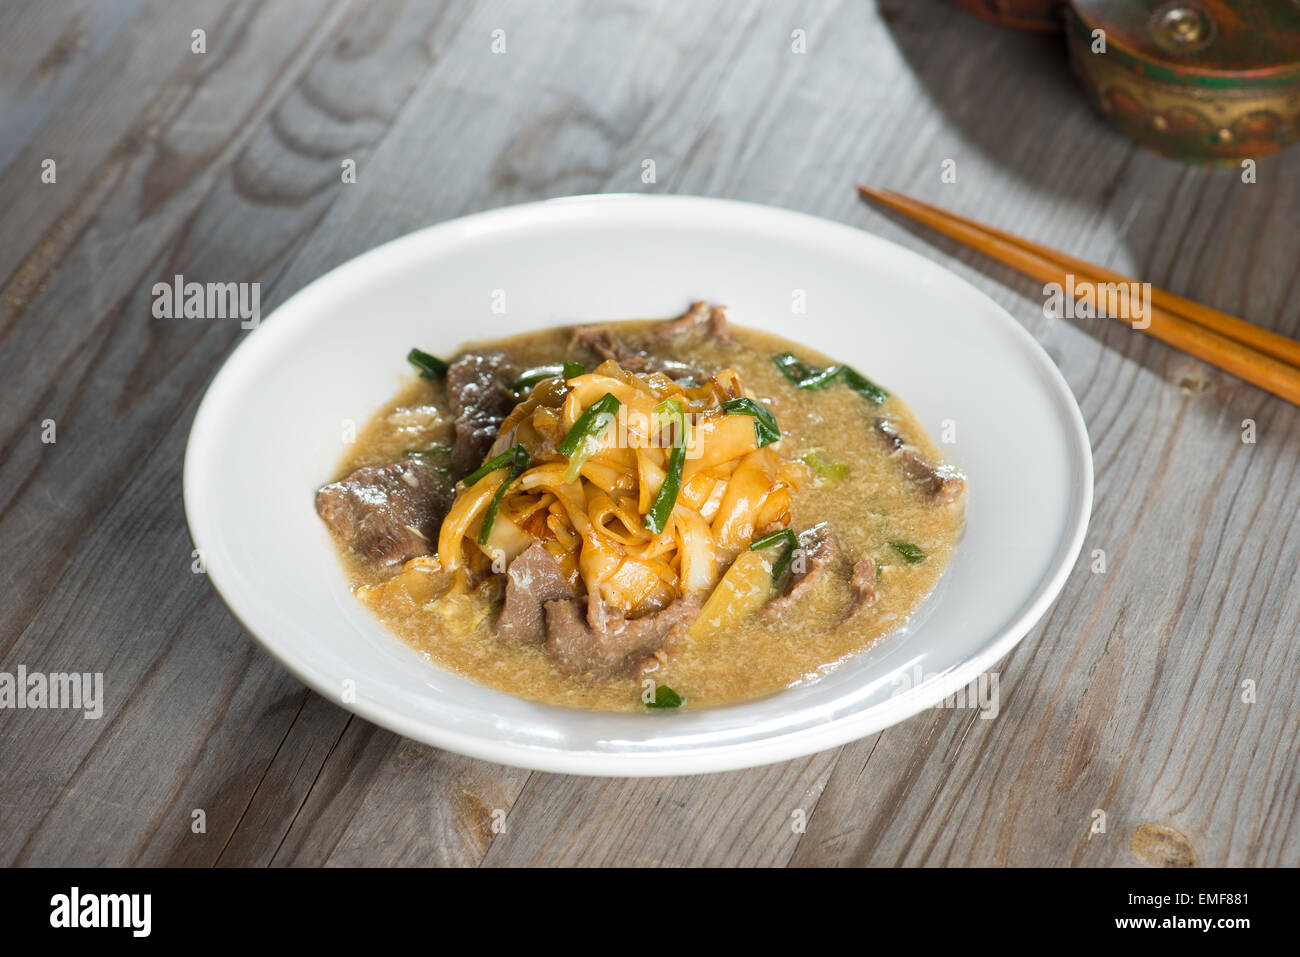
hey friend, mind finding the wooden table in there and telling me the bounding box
[3,0,1298,868]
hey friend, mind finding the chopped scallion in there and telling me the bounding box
[773,351,889,405]
[559,392,621,484]
[721,397,780,447]
[644,685,684,709]
[463,446,524,486]
[477,444,530,546]
[644,399,689,534]
[802,450,851,483]
[510,365,563,391]
[750,528,799,584]
[773,352,843,389]
[407,348,448,380]
[844,367,889,405]
[403,445,452,459]
[888,541,925,564]
[645,445,686,535]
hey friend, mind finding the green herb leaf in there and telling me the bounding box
[559,392,622,483]
[645,684,684,709]
[773,352,843,390]
[645,443,686,534]
[802,450,851,483]
[477,444,530,546]
[653,399,689,446]
[463,447,525,487]
[722,397,780,447]
[510,365,564,391]
[888,541,925,564]
[750,528,798,552]
[644,399,690,534]
[407,348,449,380]
[844,367,889,405]
[750,528,799,584]
[772,352,809,385]
[403,446,452,459]
[512,360,587,392]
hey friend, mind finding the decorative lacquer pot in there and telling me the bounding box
[949,0,1300,162]
[949,0,1065,32]
[1066,1,1300,161]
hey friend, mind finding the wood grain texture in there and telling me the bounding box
[1,0,1298,867]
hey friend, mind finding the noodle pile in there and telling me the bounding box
[436,359,802,617]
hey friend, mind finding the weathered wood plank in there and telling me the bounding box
[2,0,1299,867]
[480,752,840,867]
[0,0,474,865]
[0,0,152,175]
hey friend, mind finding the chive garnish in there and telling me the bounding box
[772,351,889,405]
[510,366,562,391]
[476,444,530,546]
[721,397,780,447]
[463,446,524,486]
[751,528,799,584]
[844,367,889,405]
[750,528,797,551]
[558,392,622,484]
[407,348,448,380]
[652,399,688,444]
[773,352,843,389]
[645,685,684,709]
[645,443,686,534]
[888,541,925,564]
[403,445,452,459]
[802,450,850,483]
[511,360,588,392]
[644,400,689,534]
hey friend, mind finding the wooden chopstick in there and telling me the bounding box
[866,187,1300,369]
[857,185,1300,407]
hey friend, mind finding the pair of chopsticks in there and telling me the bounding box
[858,186,1300,407]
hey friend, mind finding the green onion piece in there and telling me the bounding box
[645,685,684,709]
[463,447,523,486]
[844,367,889,405]
[750,528,799,585]
[644,399,690,534]
[407,348,449,380]
[559,392,622,484]
[800,365,843,388]
[888,541,925,564]
[403,445,452,459]
[771,544,799,584]
[477,444,530,546]
[721,397,781,447]
[772,352,843,389]
[512,360,587,391]
[802,450,851,483]
[510,364,564,391]
[653,398,689,446]
[750,528,798,552]
[773,352,810,385]
[645,442,686,534]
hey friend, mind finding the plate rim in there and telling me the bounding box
[183,193,1093,776]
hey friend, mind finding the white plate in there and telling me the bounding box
[184,194,1092,776]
